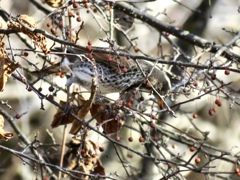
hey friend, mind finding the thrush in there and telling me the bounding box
[35,47,171,96]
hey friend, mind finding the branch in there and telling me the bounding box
[114,2,240,62]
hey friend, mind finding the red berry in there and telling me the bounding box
[192,113,198,119]
[50,28,57,35]
[76,16,81,22]
[23,52,28,57]
[134,46,139,52]
[139,137,144,142]
[209,108,215,116]
[151,114,157,119]
[15,114,21,119]
[115,136,120,141]
[122,67,127,73]
[128,137,133,142]
[87,53,93,59]
[88,41,92,46]
[93,8,97,13]
[86,45,92,51]
[126,102,132,108]
[153,136,158,142]
[129,97,134,103]
[235,168,240,173]
[167,163,173,168]
[149,121,155,128]
[59,21,63,28]
[211,74,216,80]
[108,56,113,62]
[193,81,198,87]
[224,69,230,75]
[99,146,104,152]
[68,11,74,17]
[215,99,222,107]
[195,157,201,163]
[72,2,79,8]
[146,81,152,88]
[84,3,90,8]
[212,107,217,113]
[66,31,70,37]
[48,85,54,92]
[46,22,51,27]
[189,146,195,152]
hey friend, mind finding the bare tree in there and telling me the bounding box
[1,0,240,179]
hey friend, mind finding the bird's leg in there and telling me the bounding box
[62,83,72,114]
[63,76,75,114]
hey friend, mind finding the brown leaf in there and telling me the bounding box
[44,0,64,8]
[65,153,78,171]
[77,95,91,119]
[18,15,36,28]
[69,120,85,135]
[74,163,91,180]
[93,159,105,177]
[90,103,123,135]
[64,139,80,172]
[69,94,91,134]
[0,115,13,141]
[7,15,49,54]
[51,100,78,128]
[0,42,18,91]
[64,138,101,180]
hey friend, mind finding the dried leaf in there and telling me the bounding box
[0,42,18,91]
[0,115,13,141]
[64,138,101,180]
[65,153,78,171]
[69,119,85,135]
[45,0,64,8]
[51,100,78,128]
[93,159,105,176]
[90,103,123,135]
[18,15,36,28]
[7,15,49,54]
[69,95,91,134]
[75,163,91,180]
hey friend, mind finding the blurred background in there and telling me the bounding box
[1,0,240,179]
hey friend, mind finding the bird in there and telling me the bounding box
[34,46,171,98]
